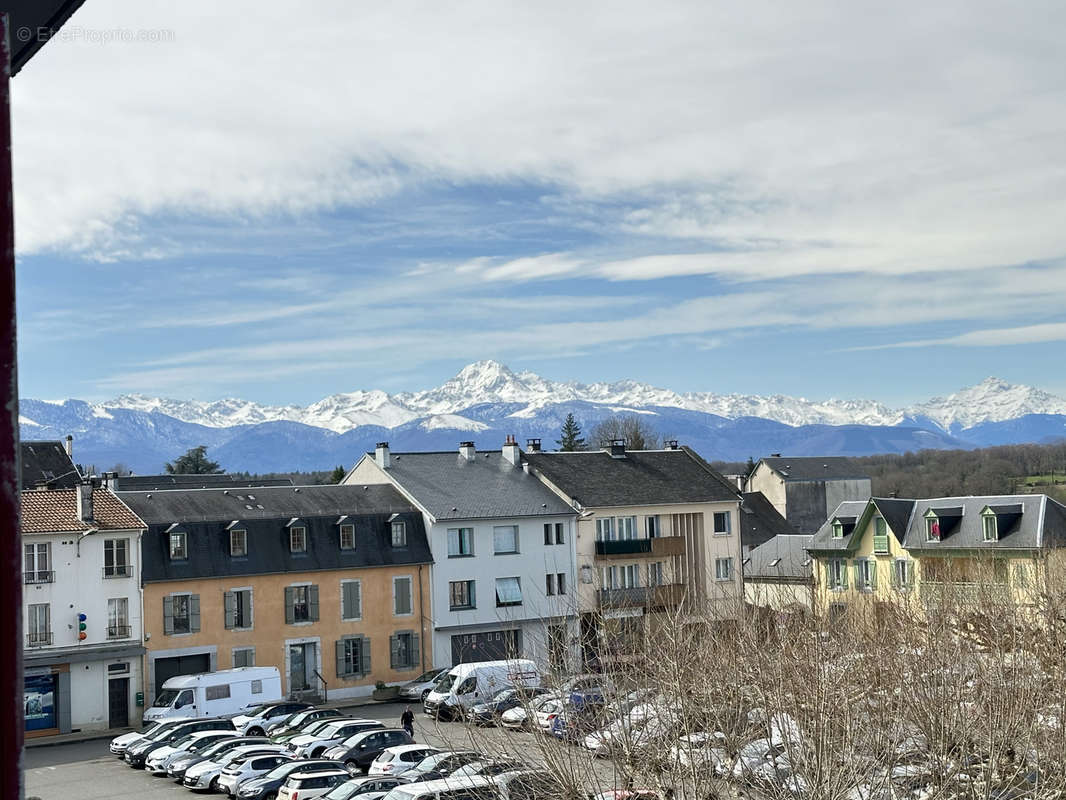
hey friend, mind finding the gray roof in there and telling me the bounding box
[109,474,294,491]
[902,494,1066,551]
[524,447,739,509]
[740,492,797,547]
[807,500,870,552]
[759,457,870,482]
[21,440,81,489]
[118,483,416,525]
[373,451,574,521]
[745,534,814,581]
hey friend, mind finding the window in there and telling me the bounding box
[169,531,188,560]
[646,515,661,538]
[103,538,130,577]
[543,523,553,546]
[27,603,50,646]
[448,528,474,557]
[556,572,566,595]
[23,542,52,583]
[251,679,263,694]
[648,561,664,587]
[983,512,998,542]
[554,522,564,544]
[337,636,370,677]
[925,515,940,542]
[603,564,640,590]
[827,559,848,590]
[715,557,734,581]
[233,647,255,668]
[393,576,413,616]
[713,511,731,535]
[449,580,475,610]
[832,521,844,539]
[164,593,200,635]
[285,585,319,624]
[873,518,889,553]
[496,577,522,606]
[855,559,877,592]
[107,597,130,639]
[289,526,306,553]
[205,684,231,701]
[230,529,248,557]
[341,580,362,620]
[595,517,614,541]
[391,520,407,547]
[893,559,912,590]
[545,574,555,596]
[224,589,253,629]
[493,525,519,554]
[339,524,356,550]
[390,631,419,670]
[616,516,637,540]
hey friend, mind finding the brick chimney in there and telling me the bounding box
[609,439,627,459]
[76,480,94,522]
[375,442,391,469]
[459,441,476,461]
[502,434,521,466]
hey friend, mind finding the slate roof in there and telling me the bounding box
[744,534,814,581]
[759,457,870,482]
[20,440,81,489]
[524,446,740,509]
[806,500,869,552]
[740,492,797,548]
[20,488,144,533]
[109,474,294,491]
[902,494,1066,551]
[371,451,574,521]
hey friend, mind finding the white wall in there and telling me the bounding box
[747,463,787,518]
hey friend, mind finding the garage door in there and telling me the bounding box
[451,629,521,664]
[154,653,211,694]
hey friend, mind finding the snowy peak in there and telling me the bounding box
[906,376,1066,430]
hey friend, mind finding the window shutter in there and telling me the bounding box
[853,562,861,589]
[869,561,878,590]
[361,637,371,675]
[410,634,420,668]
[823,562,831,589]
[336,640,347,678]
[469,581,476,608]
[190,595,201,632]
[163,596,175,635]
[841,562,848,590]
[890,562,899,588]
[224,591,236,630]
[308,585,320,622]
[284,587,295,625]
[390,635,400,669]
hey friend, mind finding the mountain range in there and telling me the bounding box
[18,361,1066,474]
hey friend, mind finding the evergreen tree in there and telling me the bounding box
[556,413,586,451]
[329,465,346,484]
[164,445,223,475]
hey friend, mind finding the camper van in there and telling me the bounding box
[143,666,282,725]
[423,659,539,720]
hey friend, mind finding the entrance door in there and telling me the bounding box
[154,652,211,694]
[288,643,316,692]
[108,678,129,728]
[450,629,521,664]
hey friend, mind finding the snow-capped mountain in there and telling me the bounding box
[84,361,1064,435]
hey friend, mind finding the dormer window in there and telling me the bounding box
[982,509,998,542]
[873,517,889,554]
[290,526,307,553]
[339,524,356,550]
[169,530,188,560]
[832,521,844,539]
[391,520,407,548]
[230,529,248,557]
[925,512,940,542]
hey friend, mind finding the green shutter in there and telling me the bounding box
[390,635,400,670]
[336,640,347,678]
[308,585,320,622]
[284,587,295,625]
[361,637,371,675]
[824,561,832,589]
[890,561,899,588]
[841,561,848,590]
[410,634,420,669]
[190,595,201,632]
[224,591,236,630]
[869,561,878,590]
[163,596,175,635]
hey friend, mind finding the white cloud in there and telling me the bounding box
[850,322,1066,351]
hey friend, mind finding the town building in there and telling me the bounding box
[118,484,432,704]
[743,534,815,612]
[345,439,578,673]
[20,437,81,490]
[745,456,872,534]
[21,482,146,736]
[522,440,742,670]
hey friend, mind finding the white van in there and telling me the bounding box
[143,666,282,725]
[423,659,539,720]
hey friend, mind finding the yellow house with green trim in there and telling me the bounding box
[808,494,1066,620]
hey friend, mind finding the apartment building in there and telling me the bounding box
[345,439,578,673]
[746,456,872,534]
[118,484,432,704]
[21,483,146,736]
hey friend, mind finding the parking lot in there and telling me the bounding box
[25,701,622,800]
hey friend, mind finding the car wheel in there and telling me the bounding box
[247,726,264,736]
[345,759,359,773]
[209,776,220,791]
[421,689,430,702]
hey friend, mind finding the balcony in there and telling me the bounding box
[598,582,687,611]
[26,632,52,648]
[23,571,54,584]
[103,565,134,579]
[107,625,133,640]
[594,535,685,560]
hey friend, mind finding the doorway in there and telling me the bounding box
[108,678,129,728]
[288,642,317,694]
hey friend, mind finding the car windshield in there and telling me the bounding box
[241,704,270,717]
[318,721,351,737]
[301,718,339,735]
[413,668,443,683]
[189,736,224,752]
[491,689,517,702]
[170,733,200,749]
[434,672,457,692]
[152,689,181,708]
[324,779,373,800]
[410,752,451,773]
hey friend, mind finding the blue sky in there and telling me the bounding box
[12,1,1066,407]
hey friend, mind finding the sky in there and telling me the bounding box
[11,0,1066,407]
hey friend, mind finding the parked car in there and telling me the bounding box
[531,697,567,734]
[234,701,315,736]
[267,708,343,738]
[500,693,561,731]
[324,728,414,774]
[368,745,442,777]
[493,770,565,800]
[555,674,613,713]
[666,731,729,774]
[274,716,346,745]
[143,666,282,726]
[582,710,678,759]
[183,744,288,791]
[466,686,552,726]
[277,768,352,800]
[730,737,794,785]
[218,751,294,796]
[398,668,451,703]
[323,776,408,800]
[145,729,237,775]
[423,660,539,721]
[110,719,170,756]
[167,736,271,781]
[398,751,484,783]
[448,759,531,779]
[290,719,386,758]
[234,759,339,800]
[548,706,602,743]
[124,717,236,767]
[381,776,497,800]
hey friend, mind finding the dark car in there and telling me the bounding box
[324,728,414,773]
[123,718,235,768]
[466,686,552,726]
[266,707,342,738]
[399,751,484,783]
[167,736,270,780]
[234,758,339,800]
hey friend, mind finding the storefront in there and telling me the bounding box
[24,670,61,734]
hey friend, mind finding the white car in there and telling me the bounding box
[731,738,794,784]
[144,730,235,775]
[183,744,289,792]
[232,702,313,736]
[368,745,442,776]
[277,768,352,800]
[218,751,293,795]
[110,721,166,756]
[583,711,677,758]
[531,698,567,734]
[667,731,729,774]
[500,693,562,731]
[289,719,384,758]
[322,775,408,800]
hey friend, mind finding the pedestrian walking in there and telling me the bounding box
[401,705,415,741]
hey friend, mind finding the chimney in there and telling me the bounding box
[375,442,391,469]
[770,453,782,458]
[502,434,521,466]
[609,439,627,459]
[76,480,94,522]
[459,441,476,461]
[526,438,542,453]
[65,435,73,457]
[665,440,679,450]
